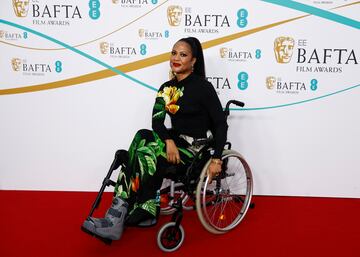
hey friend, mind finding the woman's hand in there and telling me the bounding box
[207,158,223,183]
[165,139,181,164]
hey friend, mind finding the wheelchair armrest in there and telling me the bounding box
[192,138,213,148]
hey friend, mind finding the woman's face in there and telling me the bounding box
[170,41,196,78]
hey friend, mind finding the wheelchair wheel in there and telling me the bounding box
[157,222,185,252]
[196,149,253,234]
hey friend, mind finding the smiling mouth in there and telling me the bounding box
[172,63,181,67]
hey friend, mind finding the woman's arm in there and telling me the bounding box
[152,84,171,141]
[152,83,180,164]
[202,82,228,159]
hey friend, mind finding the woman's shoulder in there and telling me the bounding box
[191,74,212,87]
[192,74,215,93]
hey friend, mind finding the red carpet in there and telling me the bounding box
[1,190,359,257]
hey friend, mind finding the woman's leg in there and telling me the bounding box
[114,129,167,221]
[116,129,196,225]
[82,129,160,240]
[83,129,195,239]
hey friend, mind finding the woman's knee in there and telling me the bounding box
[134,129,153,139]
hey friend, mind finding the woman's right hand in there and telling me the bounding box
[165,139,181,164]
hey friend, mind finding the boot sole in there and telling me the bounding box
[81,224,113,245]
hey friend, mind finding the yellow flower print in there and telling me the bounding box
[157,86,183,114]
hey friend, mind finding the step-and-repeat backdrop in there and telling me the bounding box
[1,0,359,197]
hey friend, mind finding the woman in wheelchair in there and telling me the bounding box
[82,36,228,241]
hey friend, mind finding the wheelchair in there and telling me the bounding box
[81,100,254,251]
[156,100,254,251]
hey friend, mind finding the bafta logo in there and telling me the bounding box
[11,58,22,71]
[99,42,109,54]
[138,29,145,38]
[274,36,295,64]
[266,76,276,90]
[112,0,119,3]
[167,5,183,26]
[0,30,4,38]
[220,47,228,58]
[12,0,30,17]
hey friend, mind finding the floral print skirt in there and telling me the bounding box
[114,129,195,218]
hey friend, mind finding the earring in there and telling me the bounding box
[169,69,176,79]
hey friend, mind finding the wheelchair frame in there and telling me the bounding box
[157,100,254,252]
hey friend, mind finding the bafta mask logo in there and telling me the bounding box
[266,76,276,90]
[99,42,109,54]
[220,47,228,58]
[0,30,4,38]
[11,58,22,71]
[274,36,295,64]
[112,0,119,4]
[12,0,30,17]
[167,5,183,26]
[138,29,145,38]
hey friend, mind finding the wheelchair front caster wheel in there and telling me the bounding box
[157,222,185,252]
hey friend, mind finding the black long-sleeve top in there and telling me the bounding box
[152,73,228,158]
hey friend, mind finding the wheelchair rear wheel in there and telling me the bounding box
[195,149,253,234]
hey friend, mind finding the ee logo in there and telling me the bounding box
[238,72,249,90]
